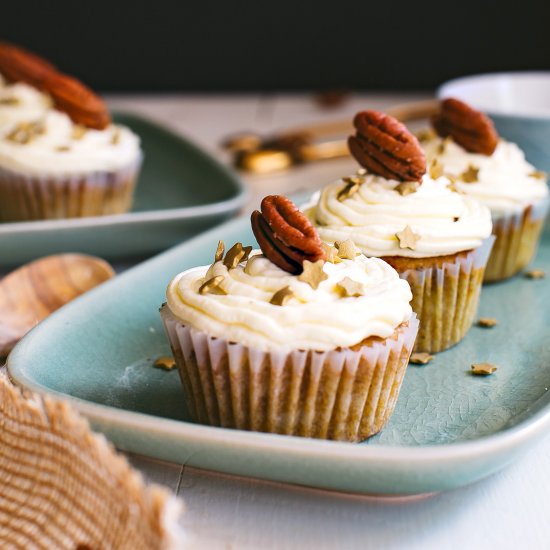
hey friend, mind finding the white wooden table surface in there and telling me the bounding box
[103,93,550,549]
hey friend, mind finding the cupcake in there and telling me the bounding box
[305,110,494,353]
[421,98,549,282]
[0,43,142,221]
[161,195,418,442]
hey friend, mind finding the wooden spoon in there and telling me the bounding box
[0,254,115,357]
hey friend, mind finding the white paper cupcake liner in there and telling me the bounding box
[160,306,419,442]
[397,236,495,353]
[484,196,549,283]
[0,154,142,221]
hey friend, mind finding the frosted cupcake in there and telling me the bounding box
[421,98,549,282]
[305,110,493,353]
[0,43,142,221]
[161,195,418,442]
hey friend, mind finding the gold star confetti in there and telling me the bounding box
[437,136,453,154]
[337,176,363,201]
[223,242,252,269]
[153,356,176,370]
[270,286,295,306]
[298,260,328,289]
[429,159,443,179]
[0,96,20,106]
[410,352,434,365]
[529,170,547,180]
[336,277,365,297]
[56,145,71,152]
[198,275,226,295]
[72,124,87,140]
[415,129,437,142]
[459,165,479,183]
[525,268,546,279]
[5,121,44,144]
[396,225,421,250]
[471,363,497,375]
[214,240,225,262]
[356,168,367,176]
[477,317,497,328]
[395,181,419,196]
[335,239,360,259]
[111,128,121,145]
[321,242,342,264]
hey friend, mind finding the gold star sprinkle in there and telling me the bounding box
[477,317,497,328]
[410,352,434,365]
[335,239,360,259]
[459,165,479,183]
[415,129,437,142]
[396,225,421,250]
[214,240,225,262]
[56,145,71,152]
[298,259,328,289]
[0,96,20,106]
[356,168,367,176]
[72,124,87,140]
[471,363,497,375]
[336,277,365,297]
[223,242,252,269]
[321,242,342,264]
[337,176,363,201]
[111,128,121,145]
[153,356,176,370]
[5,121,44,144]
[529,171,547,180]
[429,159,443,179]
[437,136,453,154]
[270,286,295,306]
[198,275,226,295]
[525,268,546,279]
[395,181,419,196]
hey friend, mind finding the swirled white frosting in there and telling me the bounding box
[304,173,492,258]
[166,251,413,352]
[423,137,548,217]
[0,72,141,175]
[0,75,52,129]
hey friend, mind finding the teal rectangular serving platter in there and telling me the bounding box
[7,216,550,495]
[0,112,247,268]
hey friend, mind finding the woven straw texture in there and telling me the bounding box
[0,375,182,550]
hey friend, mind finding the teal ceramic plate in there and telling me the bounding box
[0,112,246,268]
[8,217,550,495]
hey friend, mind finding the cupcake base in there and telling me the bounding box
[160,306,419,442]
[382,237,494,354]
[484,199,549,283]
[0,159,141,221]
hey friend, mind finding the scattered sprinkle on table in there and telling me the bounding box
[471,363,497,375]
[525,269,545,279]
[477,317,498,328]
[153,356,176,370]
[410,352,434,365]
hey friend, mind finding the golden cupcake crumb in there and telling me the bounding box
[477,317,497,328]
[410,352,434,365]
[525,268,545,279]
[471,363,497,375]
[153,356,176,370]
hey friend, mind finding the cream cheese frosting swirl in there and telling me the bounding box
[166,251,413,352]
[0,109,141,175]
[423,137,548,217]
[304,173,492,258]
[0,74,52,129]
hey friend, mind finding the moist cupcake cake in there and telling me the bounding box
[421,98,549,282]
[305,110,494,353]
[0,42,142,221]
[161,195,418,442]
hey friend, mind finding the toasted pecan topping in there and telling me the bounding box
[0,42,57,88]
[432,98,498,155]
[348,111,426,182]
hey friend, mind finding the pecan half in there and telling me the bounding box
[348,111,426,182]
[42,72,111,130]
[0,42,57,88]
[431,98,498,155]
[251,195,325,274]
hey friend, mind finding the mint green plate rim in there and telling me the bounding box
[7,215,550,496]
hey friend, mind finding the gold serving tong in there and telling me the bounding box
[222,99,440,174]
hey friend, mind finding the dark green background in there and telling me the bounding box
[2,0,549,91]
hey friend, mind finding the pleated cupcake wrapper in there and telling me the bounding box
[484,196,550,283]
[161,306,419,443]
[0,154,142,221]
[398,236,495,354]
